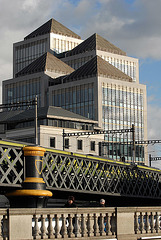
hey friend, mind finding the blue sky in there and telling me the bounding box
[140,59,161,106]
[0,0,161,167]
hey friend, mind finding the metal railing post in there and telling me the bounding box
[34,96,38,145]
[132,124,135,164]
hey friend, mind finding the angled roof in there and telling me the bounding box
[62,55,132,83]
[24,18,81,40]
[0,106,97,124]
[15,52,74,77]
[66,33,126,57]
[0,110,23,122]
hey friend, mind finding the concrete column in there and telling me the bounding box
[117,207,137,240]
[9,213,32,240]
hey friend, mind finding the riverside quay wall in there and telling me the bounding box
[1,207,161,240]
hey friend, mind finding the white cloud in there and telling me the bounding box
[147,104,161,139]
[2,0,161,83]
[147,104,161,168]
[22,0,40,11]
[0,0,99,85]
[80,0,161,59]
[0,0,60,94]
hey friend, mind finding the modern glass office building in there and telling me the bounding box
[49,55,147,164]
[58,33,139,83]
[101,83,145,163]
[13,18,82,77]
[2,18,147,164]
[52,83,95,119]
[3,52,74,108]
[4,77,41,106]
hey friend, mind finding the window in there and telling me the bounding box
[77,140,83,150]
[90,141,95,151]
[65,138,69,149]
[50,137,55,148]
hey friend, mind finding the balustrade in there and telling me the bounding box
[31,208,116,239]
[1,207,161,239]
[134,207,161,235]
[0,210,8,240]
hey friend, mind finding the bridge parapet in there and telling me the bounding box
[0,140,161,202]
[1,207,161,239]
[43,148,161,200]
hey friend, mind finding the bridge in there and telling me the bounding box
[0,139,161,206]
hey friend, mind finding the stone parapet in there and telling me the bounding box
[1,207,161,239]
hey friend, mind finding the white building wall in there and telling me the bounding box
[4,125,104,156]
[40,125,104,155]
[96,50,139,83]
[50,33,83,54]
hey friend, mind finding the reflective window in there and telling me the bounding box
[5,78,41,109]
[102,85,144,163]
[52,83,94,120]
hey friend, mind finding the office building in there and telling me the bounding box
[13,18,83,77]
[2,18,147,164]
[49,55,146,163]
[57,33,139,83]
[0,106,102,156]
[3,52,74,108]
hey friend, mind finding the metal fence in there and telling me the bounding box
[0,140,161,199]
[43,149,161,198]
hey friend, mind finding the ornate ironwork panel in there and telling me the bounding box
[0,142,24,188]
[43,150,161,198]
[0,140,161,199]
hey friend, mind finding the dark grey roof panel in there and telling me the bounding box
[15,52,74,77]
[24,19,81,40]
[66,33,126,57]
[0,110,24,123]
[62,55,132,83]
[0,106,96,123]
[16,53,47,77]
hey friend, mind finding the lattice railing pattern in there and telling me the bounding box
[0,144,23,186]
[0,141,161,199]
[43,151,161,198]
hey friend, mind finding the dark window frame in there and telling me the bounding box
[90,141,95,151]
[50,137,55,148]
[65,138,69,149]
[77,139,83,150]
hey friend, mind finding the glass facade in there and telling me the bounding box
[4,77,41,108]
[15,39,47,73]
[15,137,35,144]
[7,118,94,131]
[65,55,137,81]
[101,55,137,82]
[102,84,144,163]
[52,83,94,119]
[51,37,80,54]
[65,55,94,70]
